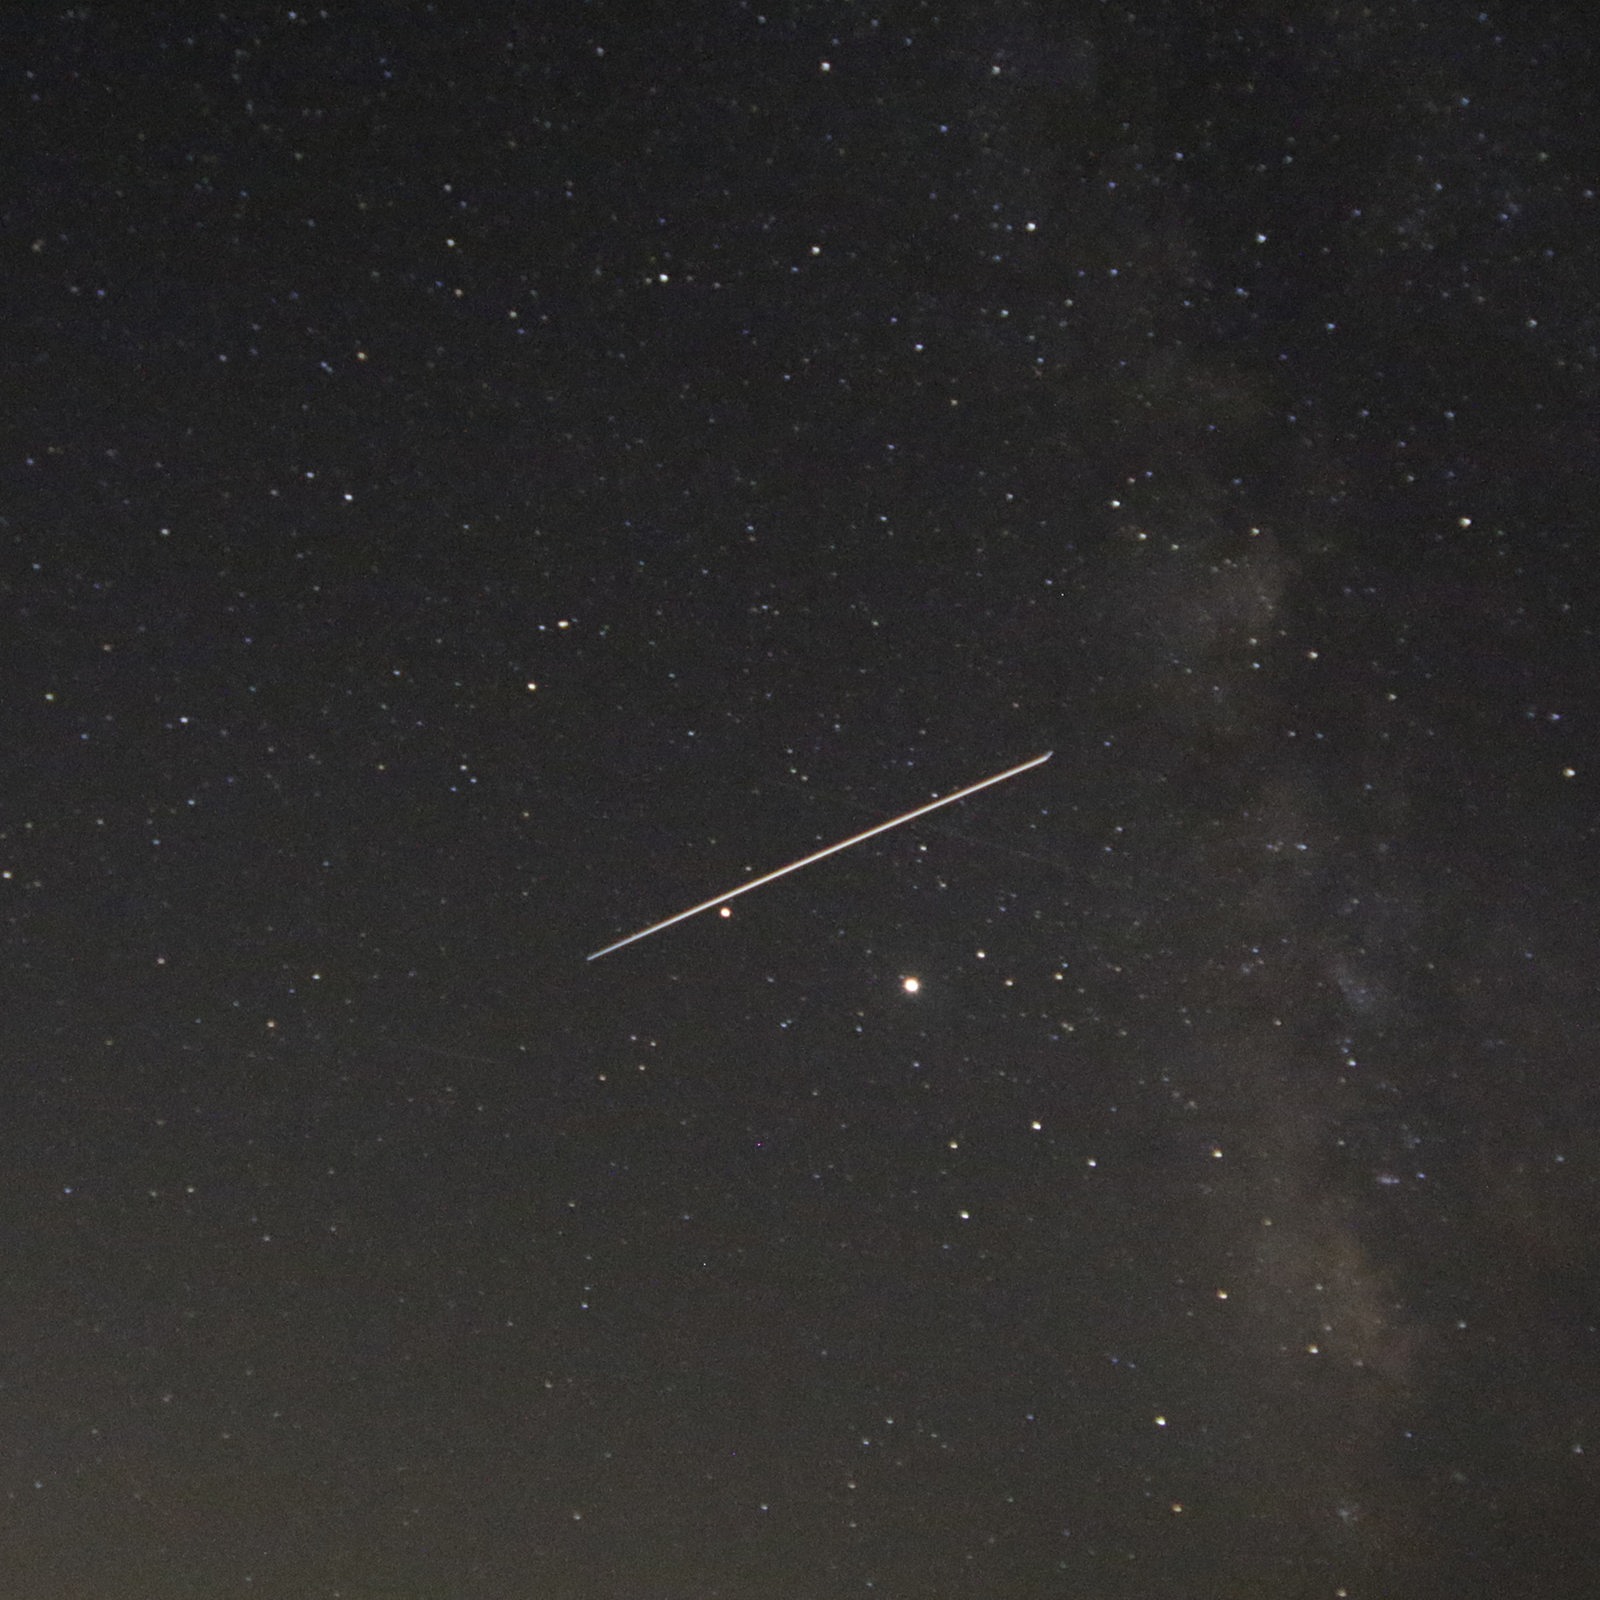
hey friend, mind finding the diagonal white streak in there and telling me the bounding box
[586,750,1053,961]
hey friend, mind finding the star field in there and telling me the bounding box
[4,6,1599,1598]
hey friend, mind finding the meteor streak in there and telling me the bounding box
[586,749,1052,961]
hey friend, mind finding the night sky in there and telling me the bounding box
[5,6,1599,1597]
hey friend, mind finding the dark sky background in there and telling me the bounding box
[4,5,1598,1597]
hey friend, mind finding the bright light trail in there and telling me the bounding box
[586,750,1052,961]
